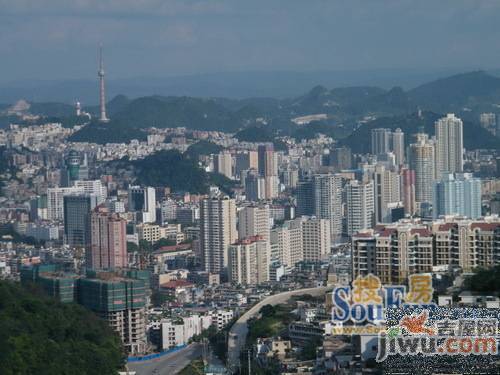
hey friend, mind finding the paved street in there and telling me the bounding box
[227,286,331,371]
[127,343,202,375]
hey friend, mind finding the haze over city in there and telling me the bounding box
[1,2,500,375]
[2,0,500,97]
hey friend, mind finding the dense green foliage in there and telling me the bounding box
[185,140,223,160]
[208,172,238,193]
[153,238,177,249]
[110,96,241,131]
[409,71,500,113]
[298,337,322,360]
[18,71,500,148]
[126,241,139,253]
[246,304,294,345]
[56,115,90,128]
[151,290,174,307]
[235,125,276,143]
[0,280,124,375]
[464,266,500,293]
[130,149,237,194]
[69,120,147,144]
[133,150,209,193]
[138,239,152,253]
[70,95,263,142]
[85,95,132,117]
[285,84,400,117]
[259,304,276,317]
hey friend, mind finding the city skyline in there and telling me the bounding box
[1,2,500,374]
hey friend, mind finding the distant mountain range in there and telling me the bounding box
[3,71,500,149]
[1,68,497,104]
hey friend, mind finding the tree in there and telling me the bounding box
[185,140,223,160]
[0,280,124,374]
[260,304,276,318]
[133,150,210,193]
[138,239,152,253]
[126,241,139,253]
[298,337,322,360]
[153,238,177,250]
[464,266,500,293]
[151,291,174,307]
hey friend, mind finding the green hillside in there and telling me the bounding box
[26,70,500,147]
[0,280,124,375]
[130,150,237,194]
[409,71,500,113]
[185,140,223,160]
[68,120,147,144]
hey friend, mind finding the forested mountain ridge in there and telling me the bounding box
[5,71,500,148]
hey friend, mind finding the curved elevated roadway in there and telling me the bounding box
[227,286,332,371]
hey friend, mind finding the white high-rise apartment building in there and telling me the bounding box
[72,179,107,204]
[301,217,331,261]
[371,128,405,166]
[264,175,279,200]
[374,165,401,223]
[270,218,303,267]
[238,205,270,242]
[200,197,237,274]
[228,236,270,285]
[47,186,85,221]
[128,186,156,223]
[409,133,436,205]
[371,128,392,156]
[214,152,233,179]
[258,144,279,199]
[313,174,343,242]
[435,114,464,177]
[160,199,177,224]
[433,173,482,219]
[392,128,405,166]
[158,315,212,350]
[479,113,496,134]
[346,180,375,236]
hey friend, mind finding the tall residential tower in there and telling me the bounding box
[435,114,463,176]
[200,197,238,274]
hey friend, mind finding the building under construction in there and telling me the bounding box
[79,272,147,354]
[20,264,78,303]
[21,265,148,354]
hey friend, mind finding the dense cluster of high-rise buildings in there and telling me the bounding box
[2,106,500,360]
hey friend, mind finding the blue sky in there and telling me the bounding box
[1,0,499,82]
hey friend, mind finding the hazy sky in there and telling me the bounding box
[1,0,499,83]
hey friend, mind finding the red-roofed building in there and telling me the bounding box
[353,216,500,282]
[353,221,433,284]
[228,236,270,285]
[159,279,195,304]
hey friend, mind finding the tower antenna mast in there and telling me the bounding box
[98,44,109,122]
